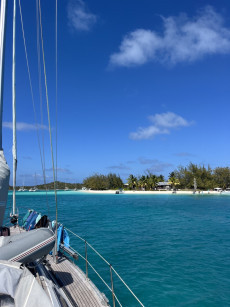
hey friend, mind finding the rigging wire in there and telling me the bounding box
[12,0,17,217]
[55,0,58,184]
[38,0,58,259]
[35,0,49,214]
[18,0,46,193]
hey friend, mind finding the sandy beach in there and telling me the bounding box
[82,190,222,195]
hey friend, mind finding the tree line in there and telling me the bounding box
[127,163,230,190]
[13,164,230,191]
[83,173,123,190]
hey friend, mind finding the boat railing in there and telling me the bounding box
[65,227,144,307]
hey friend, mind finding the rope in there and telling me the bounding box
[18,0,46,190]
[38,0,58,256]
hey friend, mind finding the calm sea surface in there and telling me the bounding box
[6,192,230,306]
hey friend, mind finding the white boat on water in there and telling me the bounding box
[0,1,143,306]
[29,187,38,192]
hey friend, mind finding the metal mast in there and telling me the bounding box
[0,0,7,147]
[12,0,17,216]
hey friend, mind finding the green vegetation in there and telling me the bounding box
[12,163,230,191]
[11,181,83,190]
[83,173,123,190]
[174,163,230,190]
[127,173,164,190]
[126,164,230,191]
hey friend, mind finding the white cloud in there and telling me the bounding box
[110,6,230,67]
[130,125,169,140]
[149,112,191,128]
[130,112,192,140]
[3,121,48,131]
[67,0,97,32]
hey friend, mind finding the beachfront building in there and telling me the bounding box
[157,182,172,190]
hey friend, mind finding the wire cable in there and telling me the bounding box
[38,0,58,258]
[35,0,49,214]
[18,0,46,193]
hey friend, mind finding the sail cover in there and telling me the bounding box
[0,260,53,307]
[0,150,10,227]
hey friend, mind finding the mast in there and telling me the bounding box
[12,0,17,215]
[0,0,10,227]
[0,0,7,147]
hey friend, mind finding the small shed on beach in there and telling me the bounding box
[157,182,172,190]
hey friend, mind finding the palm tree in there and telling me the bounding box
[138,175,147,190]
[169,172,180,190]
[148,174,158,190]
[127,174,137,190]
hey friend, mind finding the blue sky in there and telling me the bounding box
[2,0,230,185]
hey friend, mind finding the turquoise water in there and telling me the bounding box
[6,192,230,306]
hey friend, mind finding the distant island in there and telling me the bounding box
[9,181,83,191]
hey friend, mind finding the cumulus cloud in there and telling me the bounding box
[3,121,48,131]
[130,112,192,140]
[110,6,230,67]
[67,0,97,31]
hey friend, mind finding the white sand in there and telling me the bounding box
[81,190,221,195]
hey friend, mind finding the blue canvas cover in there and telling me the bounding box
[35,213,41,224]
[22,210,33,227]
[57,225,63,252]
[63,228,70,248]
[27,213,38,230]
[24,211,36,229]
[22,210,32,225]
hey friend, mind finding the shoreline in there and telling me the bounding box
[82,190,223,195]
